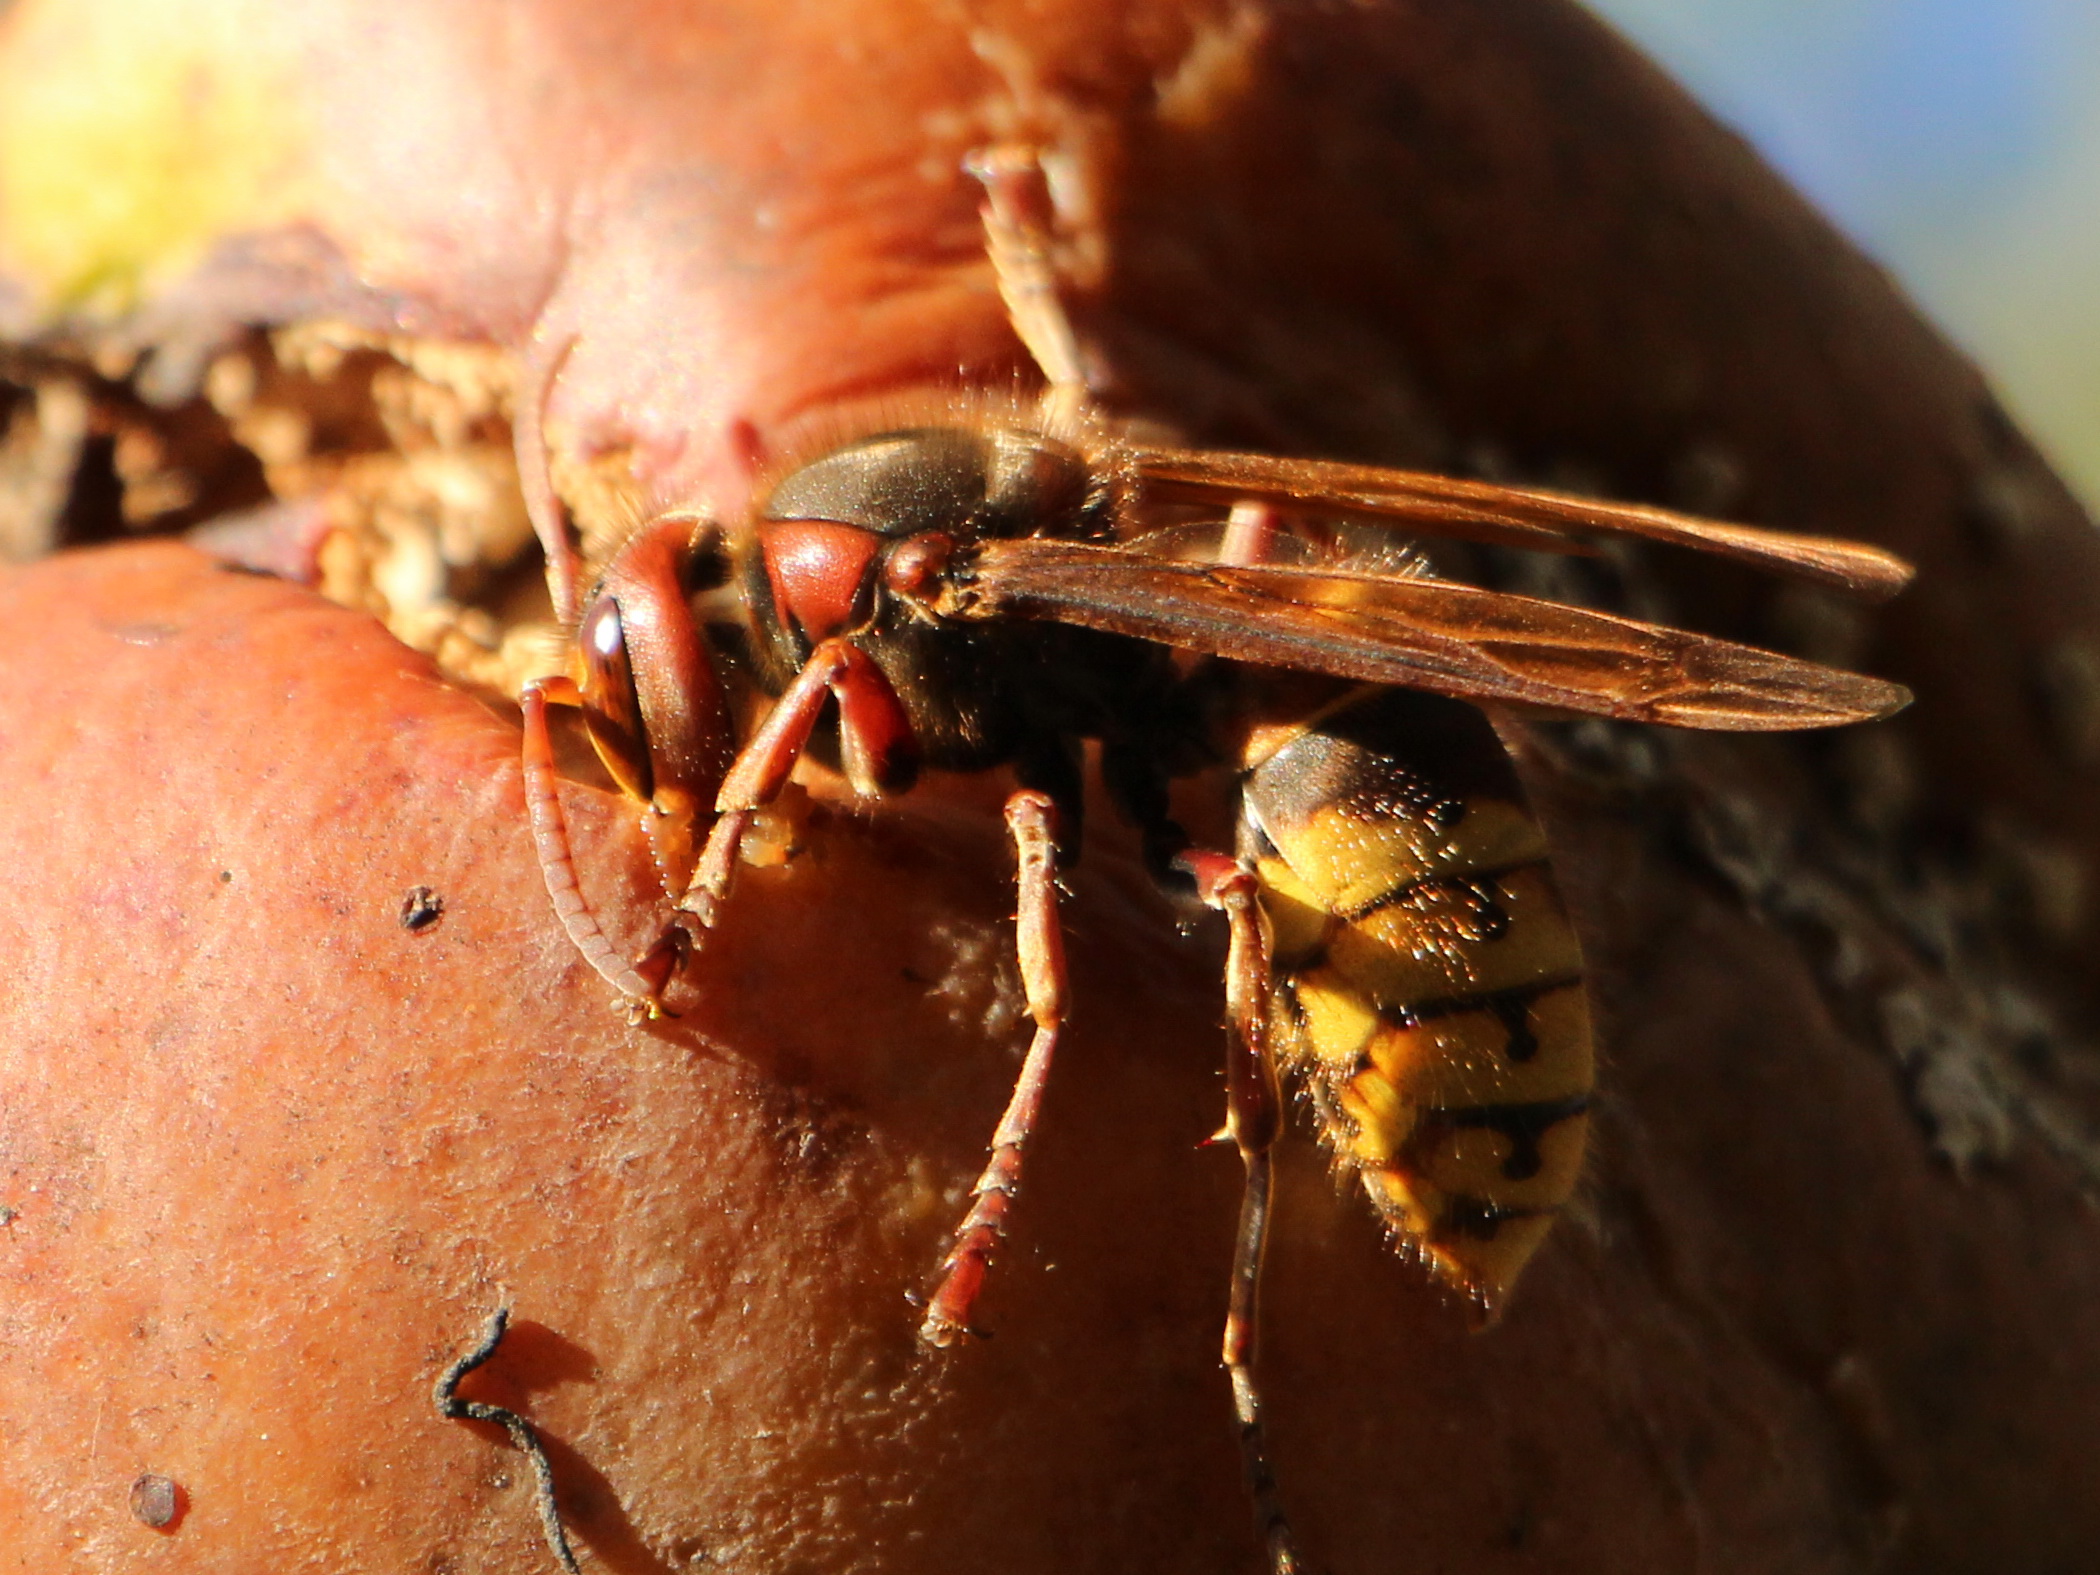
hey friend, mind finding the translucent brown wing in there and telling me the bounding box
[1126,444,1915,602]
[953,539,1911,730]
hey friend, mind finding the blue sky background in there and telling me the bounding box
[1585,0,2100,508]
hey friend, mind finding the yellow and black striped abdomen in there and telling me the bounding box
[1238,684,1593,1313]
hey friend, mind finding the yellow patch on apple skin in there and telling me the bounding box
[0,0,312,319]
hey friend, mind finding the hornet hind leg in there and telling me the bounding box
[1180,848,1307,1575]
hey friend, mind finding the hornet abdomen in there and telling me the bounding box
[1237,683,1593,1313]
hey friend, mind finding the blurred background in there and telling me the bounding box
[1587,0,2100,511]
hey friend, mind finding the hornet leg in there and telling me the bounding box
[920,790,1068,1346]
[670,636,915,935]
[967,145,1092,426]
[1180,849,1305,1575]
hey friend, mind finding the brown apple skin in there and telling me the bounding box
[0,542,1248,1573]
[5,1,2100,1572]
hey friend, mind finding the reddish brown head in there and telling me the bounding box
[570,514,736,882]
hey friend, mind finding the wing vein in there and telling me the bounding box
[1127,445,1915,601]
[956,540,1911,730]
